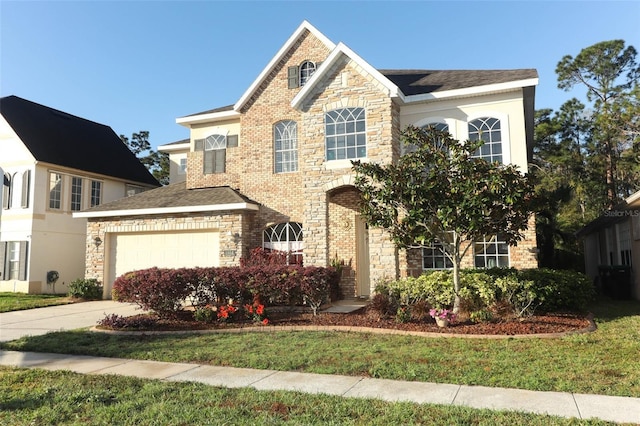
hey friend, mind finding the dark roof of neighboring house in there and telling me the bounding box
[0,95,160,186]
[83,181,259,213]
[576,196,640,237]
[379,69,539,96]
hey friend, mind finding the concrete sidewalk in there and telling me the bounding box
[1,349,639,424]
[1,301,639,423]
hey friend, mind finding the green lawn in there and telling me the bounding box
[3,299,639,398]
[0,292,72,313]
[0,367,616,425]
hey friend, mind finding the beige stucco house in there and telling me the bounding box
[578,190,640,300]
[76,21,539,299]
[0,96,159,294]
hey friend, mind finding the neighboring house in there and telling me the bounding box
[76,21,538,299]
[158,139,189,183]
[577,191,640,300]
[0,95,160,294]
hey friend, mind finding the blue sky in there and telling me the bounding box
[1,1,639,150]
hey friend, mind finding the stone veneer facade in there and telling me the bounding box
[86,26,538,298]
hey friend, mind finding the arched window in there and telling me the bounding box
[2,173,10,209]
[468,117,502,163]
[403,121,450,155]
[299,61,316,86]
[325,108,366,161]
[263,222,303,264]
[274,120,298,173]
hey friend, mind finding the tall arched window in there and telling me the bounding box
[263,222,303,264]
[468,117,502,163]
[274,120,298,173]
[403,122,449,155]
[325,108,366,161]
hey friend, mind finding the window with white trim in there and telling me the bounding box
[403,122,449,155]
[325,108,366,161]
[49,172,62,210]
[474,234,509,268]
[179,158,187,175]
[0,240,28,281]
[90,180,102,207]
[71,176,83,211]
[274,120,298,173]
[300,61,316,86]
[2,173,10,210]
[263,222,304,264]
[468,117,502,163]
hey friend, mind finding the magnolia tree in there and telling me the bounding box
[352,126,535,312]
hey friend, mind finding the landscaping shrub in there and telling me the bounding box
[113,267,193,318]
[68,278,103,300]
[517,268,595,312]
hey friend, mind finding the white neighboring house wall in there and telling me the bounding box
[158,141,189,184]
[0,115,156,294]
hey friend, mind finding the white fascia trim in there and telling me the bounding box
[626,189,640,205]
[234,20,336,112]
[176,110,241,127]
[291,42,403,110]
[403,78,539,104]
[73,202,260,219]
[158,143,190,153]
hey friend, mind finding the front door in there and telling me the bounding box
[355,215,370,297]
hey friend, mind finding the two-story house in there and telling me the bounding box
[0,95,159,294]
[76,21,538,299]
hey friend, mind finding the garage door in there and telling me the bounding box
[107,231,219,294]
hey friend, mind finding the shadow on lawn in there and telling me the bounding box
[588,297,640,322]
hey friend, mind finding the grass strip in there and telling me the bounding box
[0,367,616,425]
[0,293,72,313]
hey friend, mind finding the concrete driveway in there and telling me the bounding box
[0,300,143,342]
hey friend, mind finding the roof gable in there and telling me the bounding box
[233,20,336,112]
[291,42,402,110]
[1,96,159,186]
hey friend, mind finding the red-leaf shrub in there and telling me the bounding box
[112,267,192,318]
[113,263,339,318]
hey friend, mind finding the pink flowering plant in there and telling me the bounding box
[429,308,456,322]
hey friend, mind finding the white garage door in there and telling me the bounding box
[107,231,219,292]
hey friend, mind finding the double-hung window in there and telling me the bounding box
[195,134,238,174]
[325,108,366,161]
[71,177,83,211]
[49,173,62,210]
[90,180,102,207]
[422,241,453,270]
[274,120,298,173]
[0,241,28,280]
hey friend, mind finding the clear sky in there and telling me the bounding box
[1,1,639,150]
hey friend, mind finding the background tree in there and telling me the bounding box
[556,39,640,209]
[120,131,170,185]
[353,126,534,312]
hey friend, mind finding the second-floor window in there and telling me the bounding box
[179,158,187,175]
[403,122,449,155]
[49,173,62,210]
[90,180,102,207]
[71,177,83,211]
[3,170,30,210]
[195,134,238,175]
[468,117,502,163]
[299,61,316,86]
[274,120,298,173]
[325,107,366,161]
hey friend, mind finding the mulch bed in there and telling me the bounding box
[99,307,594,336]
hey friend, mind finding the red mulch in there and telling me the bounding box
[102,307,593,336]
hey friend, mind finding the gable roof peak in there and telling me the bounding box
[233,20,336,112]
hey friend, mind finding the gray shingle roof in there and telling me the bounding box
[83,182,258,214]
[1,96,160,186]
[379,69,539,96]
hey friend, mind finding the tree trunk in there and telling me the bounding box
[452,233,462,314]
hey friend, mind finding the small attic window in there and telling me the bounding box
[288,61,319,89]
[300,61,316,86]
